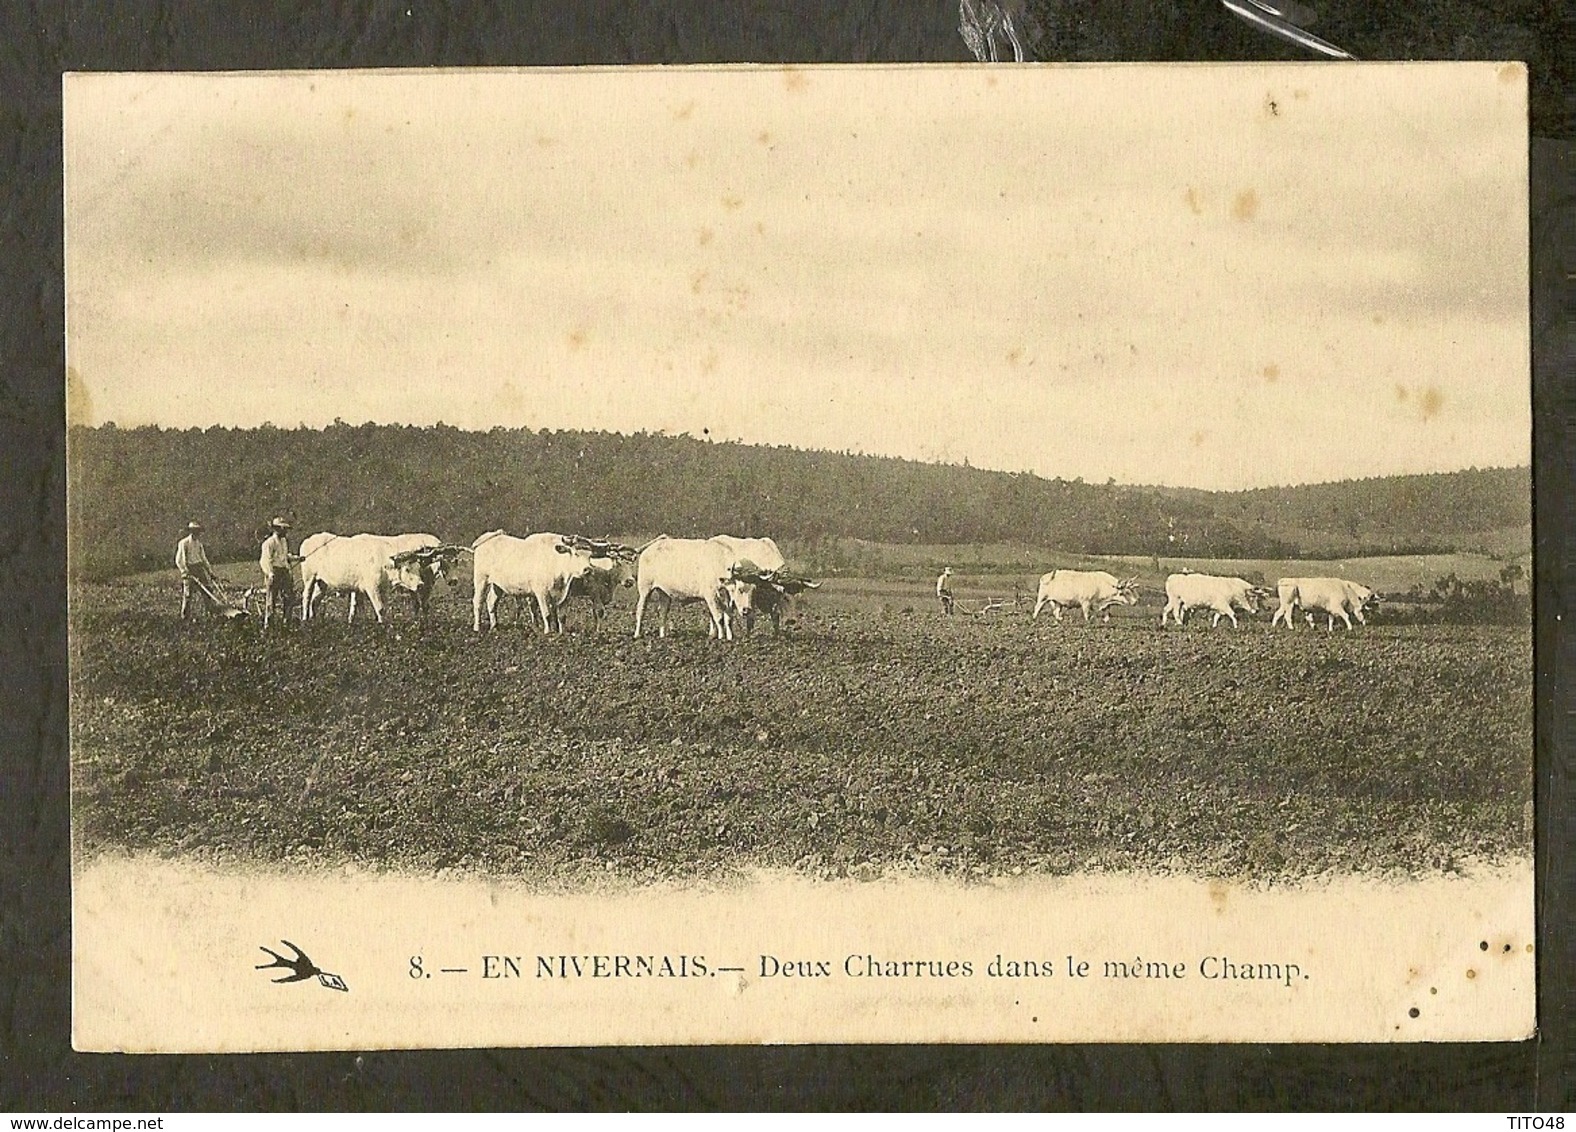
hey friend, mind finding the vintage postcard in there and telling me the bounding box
[65,63,1532,1051]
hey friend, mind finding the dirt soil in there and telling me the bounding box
[69,576,1533,885]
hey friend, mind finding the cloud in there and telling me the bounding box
[64,66,1529,488]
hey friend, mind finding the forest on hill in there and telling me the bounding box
[66,423,1530,579]
[1157,467,1533,560]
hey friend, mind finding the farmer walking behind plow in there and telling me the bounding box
[937,566,956,616]
[175,520,221,620]
[259,516,303,629]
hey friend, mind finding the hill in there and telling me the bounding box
[1155,467,1531,559]
[65,423,1529,579]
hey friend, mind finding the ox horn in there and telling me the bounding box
[561,534,622,557]
[772,572,821,594]
[555,533,597,555]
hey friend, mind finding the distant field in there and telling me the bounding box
[1100,552,1531,594]
[126,541,1529,616]
[783,539,1115,578]
[772,540,1530,592]
[71,563,1532,885]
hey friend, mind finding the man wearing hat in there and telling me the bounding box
[936,566,956,616]
[259,517,302,629]
[175,521,218,620]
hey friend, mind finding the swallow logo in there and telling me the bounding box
[256,940,349,992]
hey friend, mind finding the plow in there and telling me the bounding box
[954,592,1024,619]
[952,581,1028,619]
[188,572,255,621]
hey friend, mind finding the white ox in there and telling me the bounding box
[299,532,456,623]
[1032,569,1139,624]
[471,531,636,634]
[1271,576,1381,631]
[633,536,738,640]
[710,535,786,637]
[1161,572,1272,629]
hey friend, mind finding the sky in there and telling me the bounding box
[65,64,1529,490]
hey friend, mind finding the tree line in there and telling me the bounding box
[66,423,1529,580]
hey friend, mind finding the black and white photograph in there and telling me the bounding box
[63,61,1533,1050]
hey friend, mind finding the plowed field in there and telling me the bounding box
[69,573,1533,884]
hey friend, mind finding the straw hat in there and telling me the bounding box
[187,521,203,531]
[270,516,292,530]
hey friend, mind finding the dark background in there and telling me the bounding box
[64,426,1535,576]
[3,0,1570,1110]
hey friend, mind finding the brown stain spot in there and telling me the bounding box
[986,75,999,88]
[1293,88,1309,100]
[756,130,773,146]
[700,349,719,374]
[673,100,695,121]
[1263,363,1279,383]
[697,227,714,246]
[1430,987,1438,995]
[1264,92,1280,117]
[1006,346,1024,366]
[494,380,526,413]
[690,269,709,295]
[535,135,557,148]
[342,105,356,124]
[1419,386,1444,419]
[1232,189,1259,221]
[66,365,93,427]
[1208,881,1228,912]
[754,221,766,237]
[1190,430,1207,448]
[566,327,588,351]
[1372,313,1386,325]
[1466,969,1477,980]
[782,67,807,92]
[1184,187,1204,215]
[1395,384,1409,402]
[1498,62,1523,84]
[683,151,700,170]
[721,193,744,211]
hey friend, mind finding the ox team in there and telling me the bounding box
[176,520,1379,635]
[177,520,820,638]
